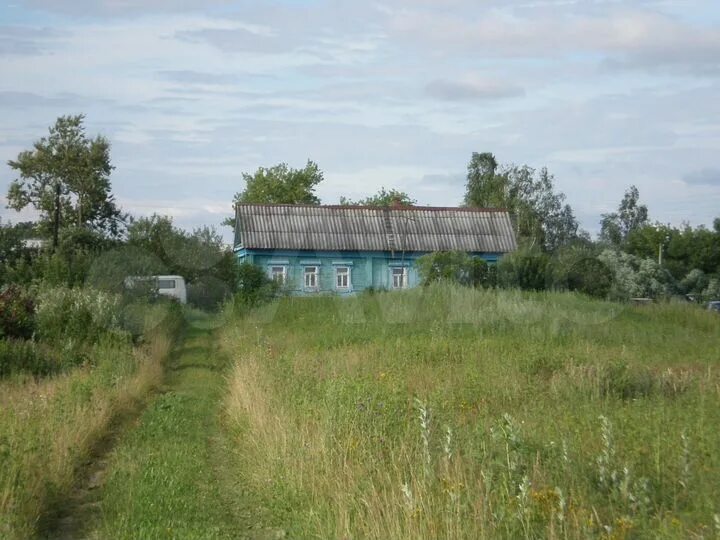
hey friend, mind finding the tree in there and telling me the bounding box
[464,152,580,252]
[464,152,508,208]
[126,215,236,309]
[234,160,323,205]
[496,247,550,291]
[416,251,495,288]
[6,115,124,249]
[224,160,324,227]
[598,249,676,300]
[232,262,280,311]
[504,165,580,251]
[340,187,416,207]
[599,186,649,246]
[624,222,720,279]
[549,245,614,298]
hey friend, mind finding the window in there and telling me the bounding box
[157,279,176,289]
[304,266,319,289]
[270,266,286,285]
[335,266,350,289]
[391,267,407,289]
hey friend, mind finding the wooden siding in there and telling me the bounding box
[241,249,496,295]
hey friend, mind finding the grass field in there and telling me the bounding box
[0,305,182,540]
[220,284,720,539]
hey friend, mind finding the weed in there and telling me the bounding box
[219,283,720,539]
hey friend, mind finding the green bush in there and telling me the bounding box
[231,262,280,311]
[0,285,35,340]
[550,248,614,298]
[598,249,677,300]
[416,251,496,288]
[35,286,123,344]
[187,275,231,311]
[497,248,550,291]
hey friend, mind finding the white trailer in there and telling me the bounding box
[125,275,187,304]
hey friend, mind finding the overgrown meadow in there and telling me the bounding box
[221,284,720,539]
[0,288,184,539]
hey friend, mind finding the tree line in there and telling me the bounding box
[227,152,720,303]
[1,115,236,309]
[3,115,719,305]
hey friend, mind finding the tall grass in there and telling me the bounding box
[0,304,183,539]
[221,284,720,539]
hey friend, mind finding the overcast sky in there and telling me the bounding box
[1,0,719,239]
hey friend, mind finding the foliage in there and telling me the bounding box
[226,161,323,228]
[232,262,280,310]
[0,221,41,285]
[35,286,123,344]
[504,165,580,252]
[464,152,506,208]
[6,115,125,248]
[0,286,35,340]
[187,275,231,311]
[416,251,495,288]
[497,247,551,290]
[340,187,416,207]
[29,227,118,287]
[626,222,720,280]
[126,215,236,308]
[463,152,580,252]
[598,249,676,300]
[600,185,649,246]
[702,277,720,301]
[549,246,614,298]
[680,269,709,297]
[0,222,25,278]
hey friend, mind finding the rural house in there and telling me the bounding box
[233,204,517,294]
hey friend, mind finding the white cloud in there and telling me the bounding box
[683,168,720,186]
[384,6,720,73]
[425,78,525,101]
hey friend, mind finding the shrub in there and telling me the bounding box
[34,227,114,287]
[680,269,709,297]
[550,248,614,298]
[232,262,280,310]
[187,275,231,311]
[35,287,123,344]
[497,248,550,291]
[0,285,35,340]
[598,249,677,300]
[702,276,720,301]
[416,251,496,288]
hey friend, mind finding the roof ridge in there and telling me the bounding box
[234,203,511,213]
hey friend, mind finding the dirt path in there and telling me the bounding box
[38,313,275,540]
[38,412,147,540]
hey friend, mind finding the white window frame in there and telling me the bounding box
[269,265,287,285]
[304,266,319,290]
[335,266,350,290]
[391,267,408,289]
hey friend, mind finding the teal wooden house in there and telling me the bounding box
[233,204,517,295]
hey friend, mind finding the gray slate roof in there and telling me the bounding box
[234,204,517,253]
